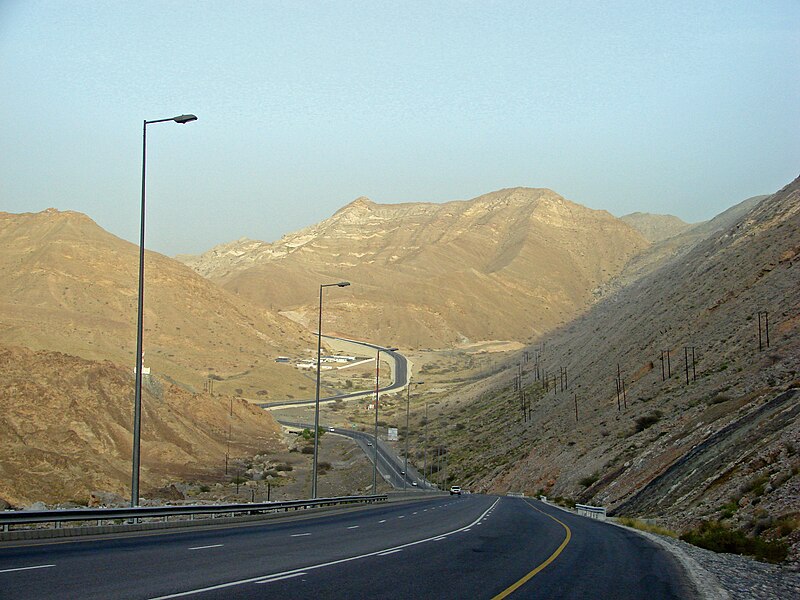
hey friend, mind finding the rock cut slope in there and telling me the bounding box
[180,188,650,348]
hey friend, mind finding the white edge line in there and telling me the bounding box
[149,498,500,599]
[347,526,359,529]
[378,549,403,556]
[290,533,311,537]
[254,572,307,584]
[0,564,55,574]
[188,544,223,550]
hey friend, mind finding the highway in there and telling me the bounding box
[259,337,408,409]
[0,496,695,599]
[278,420,431,490]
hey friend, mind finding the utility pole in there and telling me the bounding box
[423,403,429,486]
[757,311,770,351]
[574,393,578,423]
[683,346,697,384]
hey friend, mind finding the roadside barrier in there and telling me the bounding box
[575,503,607,521]
[0,494,387,540]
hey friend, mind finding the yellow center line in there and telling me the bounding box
[491,500,572,600]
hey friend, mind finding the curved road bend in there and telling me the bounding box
[0,496,694,599]
[278,420,430,490]
[259,337,408,410]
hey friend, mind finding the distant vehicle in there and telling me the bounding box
[411,482,418,487]
[367,442,373,446]
[328,427,335,432]
[450,485,461,496]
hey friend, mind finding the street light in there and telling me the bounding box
[373,346,398,493]
[403,379,424,491]
[311,281,351,499]
[131,113,197,508]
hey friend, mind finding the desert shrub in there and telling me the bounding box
[635,411,662,432]
[680,521,788,563]
[707,394,732,405]
[317,461,332,473]
[275,464,293,472]
[719,500,739,519]
[301,446,314,454]
[617,517,676,538]
[743,474,770,497]
[775,516,799,537]
[578,474,599,487]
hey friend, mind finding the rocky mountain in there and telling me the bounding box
[0,344,286,506]
[178,188,650,349]
[620,212,692,243]
[611,195,768,291]
[425,177,799,556]
[0,209,315,400]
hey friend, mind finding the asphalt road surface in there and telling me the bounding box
[0,496,695,599]
[278,420,430,490]
[259,337,408,409]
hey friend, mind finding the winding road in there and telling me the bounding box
[0,495,695,599]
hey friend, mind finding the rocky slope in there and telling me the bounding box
[620,212,692,243]
[0,209,315,399]
[419,177,799,558]
[178,188,650,348]
[0,345,286,506]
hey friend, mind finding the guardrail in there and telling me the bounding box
[575,503,607,521]
[0,495,387,535]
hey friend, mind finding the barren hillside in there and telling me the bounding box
[179,188,650,348]
[620,212,692,242]
[0,345,286,506]
[0,209,315,399]
[417,177,799,556]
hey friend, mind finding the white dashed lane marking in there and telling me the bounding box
[0,564,55,573]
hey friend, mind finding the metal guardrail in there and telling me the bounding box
[0,495,387,532]
[575,503,607,521]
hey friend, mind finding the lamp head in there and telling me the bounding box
[337,281,351,287]
[173,114,198,124]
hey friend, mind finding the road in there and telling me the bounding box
[0,496,695,599]
[259,337,408,409]
[278,420,431,490]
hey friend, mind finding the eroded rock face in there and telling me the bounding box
[88,490,126,508]
[0,346,288,506]
[178,188,650,348]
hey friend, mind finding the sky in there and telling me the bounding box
[1,1,798,255]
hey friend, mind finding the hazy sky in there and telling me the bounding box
[1,1,798,255]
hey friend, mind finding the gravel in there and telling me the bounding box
[613,522,800,600]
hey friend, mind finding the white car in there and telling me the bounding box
[450,485,461,496]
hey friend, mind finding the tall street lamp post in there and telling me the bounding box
[131,114,197,508]
[403,380,424,490]
[372,346,397,492]
[312,281,350,499]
